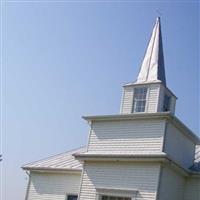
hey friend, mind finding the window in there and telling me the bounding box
[101,196,131,200]
[132,87,147,112]
[96,187,137,200]
[163,94,171,111]
[67,195,78,200]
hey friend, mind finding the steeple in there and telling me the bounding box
[120,17,177,115]
[137,17,166,86]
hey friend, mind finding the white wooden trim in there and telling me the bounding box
[97,195,136,200]
[120,87,125,114]
[96,187,138,200]
[145,86,150,112]
[25,172,31,200]
[130,87,134,113]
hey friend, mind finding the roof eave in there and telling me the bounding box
[74,153,189,176]
[74,153,167,162]
[22,167,82,174]
[171,115,200,145]
[83,112,171,122]
[123,81,177,99]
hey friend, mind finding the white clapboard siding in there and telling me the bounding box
[157,84,164,112]
[121,84,161,114]
[79,162,161,200]
[158,85,176,114]
[120,86,133,114]
[158,166,185,200]
[184,177,200,200]
[169,96,176,115]
[27,172,81,200]
[146,84,160,113]
[164,123,196,168]
[121,84,160,114]
[88,119,165,154]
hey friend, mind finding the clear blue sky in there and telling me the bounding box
[1,1,199,200]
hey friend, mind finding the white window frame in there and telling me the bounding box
[132,87,148,113]
[97,195,134,200]
[95,187,138,200]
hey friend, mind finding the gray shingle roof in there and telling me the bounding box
[22,146,86,171]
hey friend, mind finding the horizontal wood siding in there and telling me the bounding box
[158,84,176,114]
[158,166,185,200]
[169,96,176,115]
[147,84,160,113]
[120,86,133,114]
[184,177,200,200]
[157,84,164,112]
[88,119,165,154]
[27,172,81,200]
[121,84,160,114]
[79,162,161,200]
[164,123,196,168]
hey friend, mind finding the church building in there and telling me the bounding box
[22,18,200,200]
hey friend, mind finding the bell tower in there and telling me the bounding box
[120,17,177,114]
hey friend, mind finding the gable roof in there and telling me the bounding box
[22,146,86,172]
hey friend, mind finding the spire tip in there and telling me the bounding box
[156,16,160,22]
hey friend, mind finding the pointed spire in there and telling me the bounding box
[136,17,166,85]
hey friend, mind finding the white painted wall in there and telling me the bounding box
[164,123,196,168]
[26,172,81,200]
[88,119,166,154]
[158,166,185,200]
[79,162,161,200]
[184,177,200,200]
[146,84,160,113]
[120,84,161,114]
[157,84,164,113]
[120,86,133,114]
[120,83,176,115]
[158,85,176,114]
